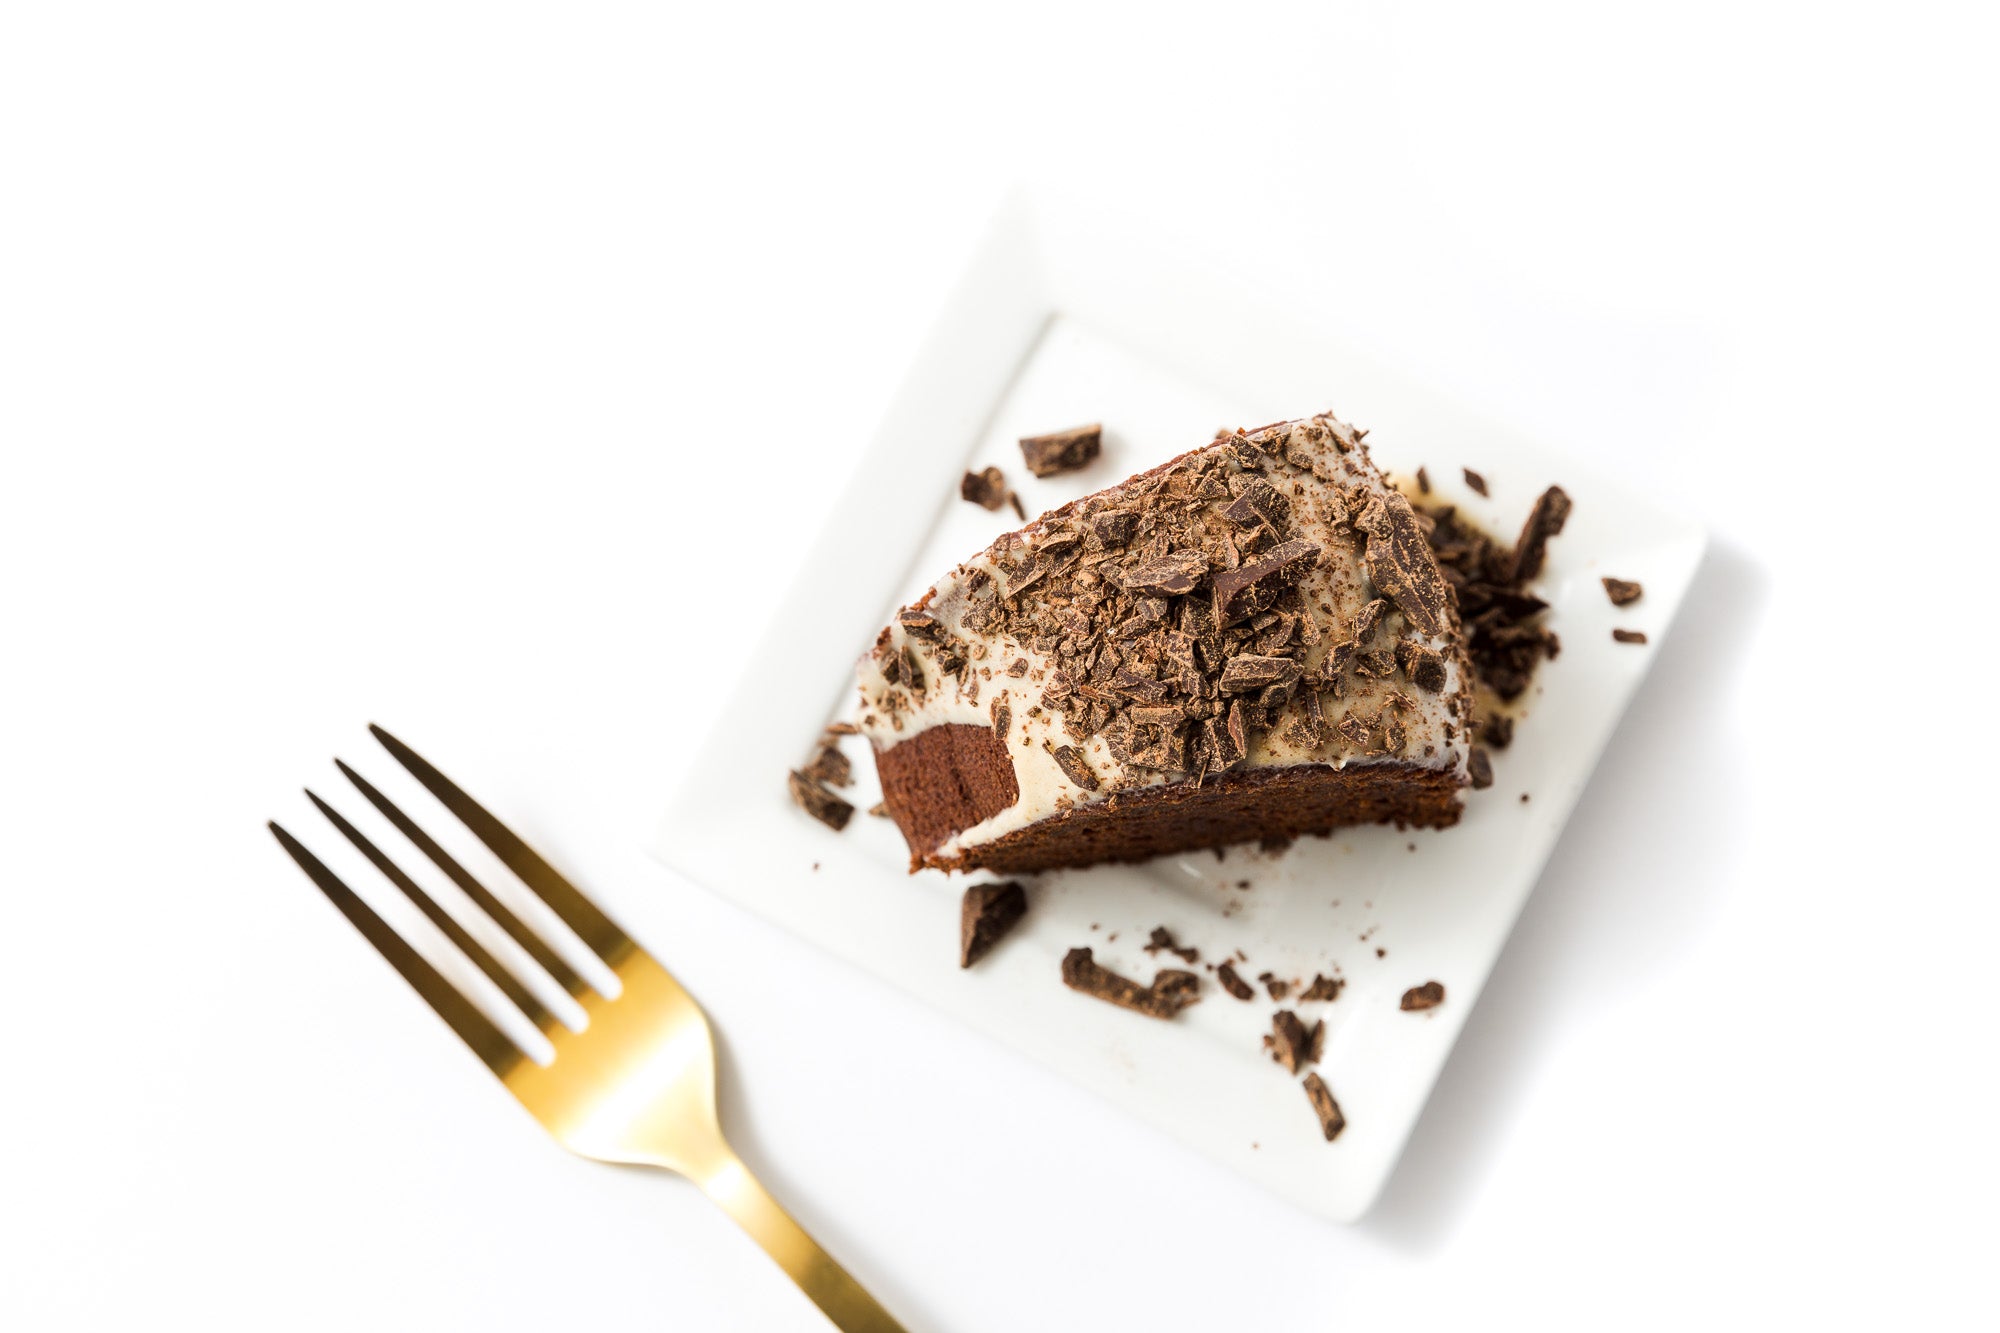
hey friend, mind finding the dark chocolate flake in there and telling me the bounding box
[802,742,852,788]
[1216,962,1256,1001]
[1061,947,1201,1019]
[1303,1073,1346,1141]
[1357,492,1454,637]
[960,466,1010,511]
[1602,576,1643,606]
[1467,746,1494,789]
[1219,654,1301,694]
[1300,974,1345,1002]
[1019,423,1102,478]
[1051,744,1100,790]
[1122,550,1208,597]
[1612,628,1648,644]
[1211,539,1321,624]
[1507,485,1573,584]
[1400,980,1446,1011]
[960,881,1028,968]
[1221,477,1292,531]
[1268,1009,1321,1074]
[990,696,1011,741]
[1463,468,1489,496]
[787,770,853,831]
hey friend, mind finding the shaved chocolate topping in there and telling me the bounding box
[1019,423,1102,478]
[1222,477,1292,530]
[1602,576,1643,606]
[1061,947,1201,1019]
[1463,468,1489,496]
[1507,485,1572,584]
[1300,974,1345,1002]
[1356,491,1453,637]
[1612,628,1648,644]
[1267,1009,1322,1074]
[1051,744,1100,790]
[1122,550,1208,596]
[960,881,1028,967]
[1216,961,1256,1000]
[1303,1073,1346,1141]
[787,770,853,831]
[961,466,1010,511]
[1212,539,1320,625]
[1400,980,1446,1011]
[1467,746,1494,789]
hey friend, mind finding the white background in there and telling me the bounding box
[2,3,1995,1330]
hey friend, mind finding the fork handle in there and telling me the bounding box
[698,1152,909,1332]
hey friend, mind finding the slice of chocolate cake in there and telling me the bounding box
[856,413,1475,874]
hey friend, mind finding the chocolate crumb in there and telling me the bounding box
[1216,962,1255,1001]
[1265,976,1291,1002]
[823,721,860,736]
[1267,1010,1322,1073]
[960,466,1010,511]
[1302,1073,1346,1141]
[1007,492,1027,522]
[1462,468,1489,496]
[1400,980,1446,1011]
[1375,947,1387,958]
[1602,576,1643,606]
[1467,746,1494,790]
[1006,657,1030,677]
[867,801,888,817]
[1019,423,1102,478]
[1519,792,1530,803]
[960,881,1028,968]
[1061,948,1200,1019]
[1484,714,1515,749]
[1144,926,1199,965]
[1300,974,1345,1003]
[1612,628,1648,644]
[1416,466,1431,494]
[787,770,853,831]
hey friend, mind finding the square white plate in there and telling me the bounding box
[652,194,1704,1222]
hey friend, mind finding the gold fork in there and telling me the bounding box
[269,725,907,1332]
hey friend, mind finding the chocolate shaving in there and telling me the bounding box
[1143,926,1199,965]
[823,720,860,735]
[1303,1073,1346,1141]
[990,696,1011,741]
[1267,1009,1322,1073]
[1467,746,1494,789]
[1122,551,1208,596]
[1416,466,1431,494]
[1602,576,1643,606]
[801,742,852,788]
[1090,510,1137,547]
[1399,640,1448,693]
[1051,744,1100,790]
[1221,478,1292,531]
[1006,657,1030,677]
[1061,947,1201,1019]
[960,466,1010,511]
[1356,492,1453,637]
[1612,628,1648,644]
[1300,974,1345,1002]
[1507,485,1572,584]
[787,770,853,831]
[1211,539,1320,624]
[960,881,1028,968]
[1219,654,1301,694]
[1462,468,1489,496]
[1019,423,1102,478]
[1216,961,1255,1000]
[1400,980,1446,1011]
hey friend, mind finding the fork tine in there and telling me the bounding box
[370,725,631,967]
[269,821,524,1077]
[335,760,590,1001]
[304,790,556,1033]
